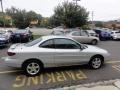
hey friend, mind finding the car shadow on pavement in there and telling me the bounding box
[10,64,107,77]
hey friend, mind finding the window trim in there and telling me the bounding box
[54,38,81,49]
[39,38,81,49]
[39,39,55,48]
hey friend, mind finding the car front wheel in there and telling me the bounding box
[89,56,104,69]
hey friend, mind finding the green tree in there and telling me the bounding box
[95,21,104,28]
[5,7,42,29]
[50,1,89,28]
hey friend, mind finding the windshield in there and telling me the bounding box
[0,33,6,38]
[25,38,42,47]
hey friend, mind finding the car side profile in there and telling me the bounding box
[4,36,110,76]
[66,31,99,45]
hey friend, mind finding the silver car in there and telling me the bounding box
[66,31,99,45]
[4,35,110,76]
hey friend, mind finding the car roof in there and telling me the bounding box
[14,29,28,33]
[41,35,73,40]
[86,30,95,33]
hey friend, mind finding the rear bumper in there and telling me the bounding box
[4,57,22,68]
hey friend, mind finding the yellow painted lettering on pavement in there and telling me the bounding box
[76,70,87,79]
[39,74,44,84]
[56,71,67,82]
[27,76,38,86]
[46,73,56,84]
[13,75,26,88]
[66,70,76,80]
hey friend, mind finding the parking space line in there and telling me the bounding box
[106,60,120,64]
[112,65,120,72]
[0,70,22,74]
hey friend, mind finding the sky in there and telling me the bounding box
[2,0,120,21]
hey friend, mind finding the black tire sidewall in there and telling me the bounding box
[89,56,103,69]
[23,60,42,76]
[91,39,97,45]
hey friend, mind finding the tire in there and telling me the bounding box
[89,56,104,69]
[91,39,98,45]
[22,60,43,76]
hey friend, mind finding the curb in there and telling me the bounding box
[50,79,120,90]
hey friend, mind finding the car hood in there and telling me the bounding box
[83,45,109,54]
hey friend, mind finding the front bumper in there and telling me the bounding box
[104,53,111,62]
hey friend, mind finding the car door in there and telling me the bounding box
[54,38,88,66]
[70,31,84,43]
[80,31,91,43]
[39,39,55,67]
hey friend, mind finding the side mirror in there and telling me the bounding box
[80,45,85,50]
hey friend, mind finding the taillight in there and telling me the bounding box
[7,52,16,56]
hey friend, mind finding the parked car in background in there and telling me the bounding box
[51,29,71,35]
[0,30,13,42]
[5,35,110,76]
[0,32,9,47]
[111,30,120,40]
[85,30,99,37]
[11,29,33,43]
[66,30,99,45]
[51,30,65,35]
[94,29,111,40]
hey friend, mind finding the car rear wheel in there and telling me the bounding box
[91,39,98,45]
[89,56,104,69]
[23,60,42,76]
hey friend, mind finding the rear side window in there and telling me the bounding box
[54,38,80,49]
[40,39,55,48]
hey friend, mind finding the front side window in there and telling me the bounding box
[40,39,54,48]
[54,38,80,49]
[81,31,88,36]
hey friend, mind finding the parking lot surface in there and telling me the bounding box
[0,41,120,90]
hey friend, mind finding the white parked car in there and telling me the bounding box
[4,36,110,76]
[66,31,99,45]
[111,31,120,40]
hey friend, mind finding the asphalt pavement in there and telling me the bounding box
[0,41,120,90]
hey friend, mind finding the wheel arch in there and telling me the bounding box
[91,39,98,45]
[90,54,104,62]
[21,58,44,69]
